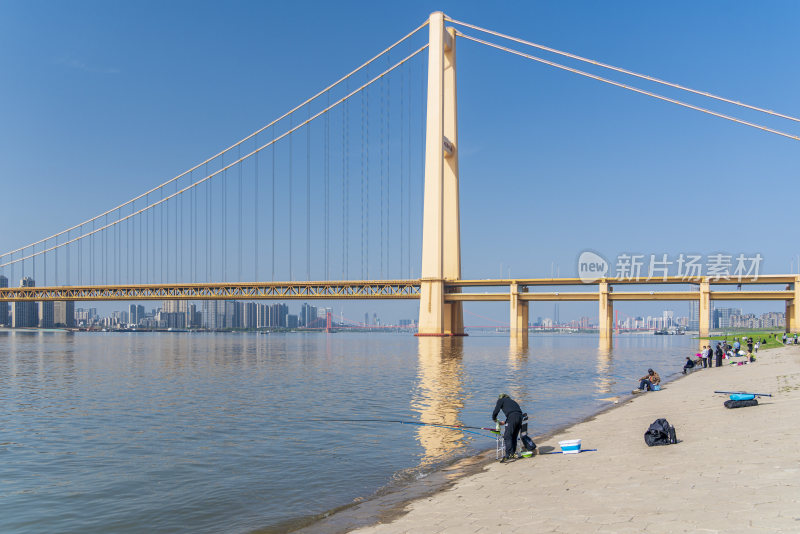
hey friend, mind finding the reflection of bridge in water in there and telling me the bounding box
[2,12,798,345]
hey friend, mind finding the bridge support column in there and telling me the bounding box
[598,281,613,349]
[787,276,800,333]
[699,279,710,339]
[418,12,463,336]
[509,282,528,341]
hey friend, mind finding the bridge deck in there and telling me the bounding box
[0,277,793,302]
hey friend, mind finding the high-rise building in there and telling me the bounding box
[689,301,699,331]
[223,301,240,328]
[257,304,270,328]
[38,301,55,328]
[13,277,38,328]
[128,304,146,325]
[203,300,224,329]
[269,303,288,327]
[0,275,7,326]
[301,303,318,328]
[162,300,188,314]
[713,307,741,329]
[243,302,257,329]
[186,303,199,328]
[53,301,75,327]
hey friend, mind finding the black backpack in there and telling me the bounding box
[520,412,537,451]
[644,418,677,446]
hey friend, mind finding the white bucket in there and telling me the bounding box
[558,439,582,454]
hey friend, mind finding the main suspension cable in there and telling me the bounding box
[458,32,800,142]
[447,17,800,124]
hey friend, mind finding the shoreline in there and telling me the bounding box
[288,358,692,533]
[348,344,800,533]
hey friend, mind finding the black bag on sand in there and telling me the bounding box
[724,399,759,409]
[644,418,678,446]
[520,413,537,451]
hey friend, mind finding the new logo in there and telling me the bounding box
[578,251,608,283]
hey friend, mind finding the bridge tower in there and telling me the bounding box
[418,11,464,336]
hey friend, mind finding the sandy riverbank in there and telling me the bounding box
[351,344,800,533]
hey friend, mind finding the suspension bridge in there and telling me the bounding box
[2,12,799,344]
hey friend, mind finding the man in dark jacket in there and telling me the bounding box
[492,393,523,461]
[715,342,723,367]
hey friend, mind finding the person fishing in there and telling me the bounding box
[492,393,524,462]
[634,368,661,392]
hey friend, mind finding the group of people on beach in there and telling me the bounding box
[780,332,798,345]
[687,337,760,373]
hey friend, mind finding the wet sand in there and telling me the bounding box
[350,344,800,533]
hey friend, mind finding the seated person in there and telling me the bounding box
[635,368,661,392]
[682,357,695,374]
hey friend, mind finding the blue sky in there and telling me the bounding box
[1,1,799,323]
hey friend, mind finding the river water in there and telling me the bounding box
[0,330,695,533]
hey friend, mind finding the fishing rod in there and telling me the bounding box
[714,391,772,397]
[307,418,499,439]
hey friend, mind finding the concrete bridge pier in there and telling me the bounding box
[699,279,710,339]
[509,282,528,341]
[787,276,800,333]
[598,281,613,350]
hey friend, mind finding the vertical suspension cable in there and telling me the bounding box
[139,199,143,284]
[271,125,276,281]
[400,61,405,279]
[289,116,293,280]
[360,87,365,280]
[189,171,193,283]
[254,137,259,282]
[325,89,330,280]
[306,107,311,281]
[222,153,227,282]
[365,75,370,281]
[344,78,350,279]
[127,206,131,284]
[206,162,211,282]
[380,67,385,279]
[176,179,179,282]
[238,144,242,282]
[105,213,109,284]
[91,219,95,284]
[420,56,425,278]
[117,209,121,284]
[407,61,412,278]
[162,197,165,283]
[386,54,391,279]
[193,170,198,283]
